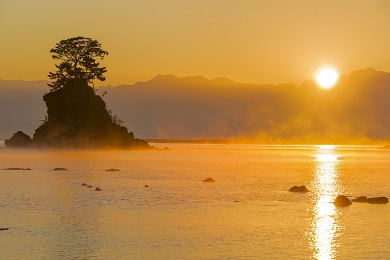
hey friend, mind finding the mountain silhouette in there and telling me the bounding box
[1,68,390,143]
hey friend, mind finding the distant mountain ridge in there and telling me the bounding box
[1,68,390,143]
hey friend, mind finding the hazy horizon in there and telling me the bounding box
[2,67,390,144]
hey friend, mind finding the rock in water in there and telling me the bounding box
[202,177,215,182]
[105,168,120,172]
[367,197,388,204]
[288,185,309,193]
[3,168,31,171]
[4,131,33,148]
[29,78,150,149]
[53,168,68,171]
[351,196,368,202]
[333,195,352,207]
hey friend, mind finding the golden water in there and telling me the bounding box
[1,144,389,259]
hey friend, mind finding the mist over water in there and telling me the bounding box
[1,144,389,259]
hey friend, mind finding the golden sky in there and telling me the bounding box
[1,0,390,86]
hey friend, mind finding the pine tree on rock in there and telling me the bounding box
[48,36,108,90]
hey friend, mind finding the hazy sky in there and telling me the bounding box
[1,0,390,86]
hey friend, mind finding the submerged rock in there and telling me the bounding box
[289,185,309,193]
[333,195,352,207]
[202,177,216,183]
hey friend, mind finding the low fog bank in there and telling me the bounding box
[2,68,390,144]
[99,68,390,144]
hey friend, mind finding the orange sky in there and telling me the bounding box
[1,0,390,86]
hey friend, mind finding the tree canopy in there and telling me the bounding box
[48,36,108,90]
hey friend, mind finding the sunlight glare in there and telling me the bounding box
[308,145,342,260]
[315,67,339,89]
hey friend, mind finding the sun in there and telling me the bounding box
[315,67,339,89]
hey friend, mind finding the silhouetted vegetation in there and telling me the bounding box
[48,36,108,91]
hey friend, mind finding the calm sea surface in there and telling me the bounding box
[1,144,390,259]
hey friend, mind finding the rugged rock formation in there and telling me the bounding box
[333,195,352,207]
[288,185,309,193]
[4,131,33,148]
[6,79,149,149]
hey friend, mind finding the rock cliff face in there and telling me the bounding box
[6,79,149,149]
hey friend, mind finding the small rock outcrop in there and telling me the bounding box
[289,185,309,193]
[95,187,101,191]
[367,197,388,204]
[351,196,388,204]
[3,168,31,171]
[53,168,68,171]
[105,168,120,172]
[81,183,87,186]
[202,177,215,182]
[4,131,33,148]
[333,195,352,207]
[351,196,368,202]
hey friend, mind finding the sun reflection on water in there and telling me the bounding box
[308,145,343,260]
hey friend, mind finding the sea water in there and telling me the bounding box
[0,144,389,259]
